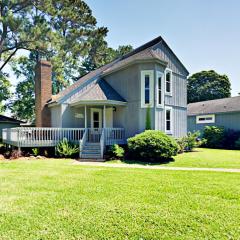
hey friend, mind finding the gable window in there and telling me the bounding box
[156,71,164,107]
[165,107,173,134]
[141,70,154,107]
[165,69,172,95]
[196,114,215,124]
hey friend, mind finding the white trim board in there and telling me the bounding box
[141,70,154,108]
[196,114,215,124]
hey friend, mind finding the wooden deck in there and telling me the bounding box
[2,127,125,148]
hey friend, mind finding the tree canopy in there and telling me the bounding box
[0,72,11,113]
[0,0,133,117]
[187,70,231,103]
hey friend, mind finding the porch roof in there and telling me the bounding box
[69,79,127,106]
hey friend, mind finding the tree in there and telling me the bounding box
[0,0,51,70]
[187,70,231,103]
[10,54,35,122]
[0,0,108,92]
[0,72,11,113]
[81,42,133,75]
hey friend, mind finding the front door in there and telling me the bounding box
[91,108,102,129]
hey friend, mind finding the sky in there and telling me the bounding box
[7,0,240,96]
[84,0,240,96]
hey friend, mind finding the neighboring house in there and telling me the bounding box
[0,115,24,141]
[188,96,240,134]
[3,36,189,158]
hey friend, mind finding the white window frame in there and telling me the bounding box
[165,68,172,96]
[196,114,215,124]
[156,71,164,108]
[141,70,154,108]
[165,106,173,134]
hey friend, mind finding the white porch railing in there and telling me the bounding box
[2,127,125,148]
[79,129,87,158]
[100,128,105,158]
[2,128,85,147]
[104,128,125,145]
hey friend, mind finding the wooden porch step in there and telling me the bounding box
[81,154,102,159]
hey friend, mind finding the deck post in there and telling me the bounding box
[84,105,87,128]
[103,105,106,128]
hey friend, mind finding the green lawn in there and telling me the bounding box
[0,159,240,239]
[109,148,240,169]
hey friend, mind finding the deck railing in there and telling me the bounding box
[2,128,85,147]
[100,129,105,158]
[2,127,125,148]
[79,129,87,158]
[104,128,125,145]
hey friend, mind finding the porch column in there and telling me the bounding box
[103,105,106,128]
[84,105,87,128]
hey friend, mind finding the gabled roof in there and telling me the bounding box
[0,115,24,123]
[52,36,189,104]
[102,48,168,75]
[69,79,126,105]
[187,96,240,116]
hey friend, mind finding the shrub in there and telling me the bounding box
[32,148,39,156]
[177,131,200,153]
[235,138,240,149]
[185,131,200,151]
[223,129,240,149]
[145,106,151,130]
[202,126,240,149]
[127,130,178,161]
[202,126,225,148]
[56,138,79,158]
[176,138,186,154]
[108,144,125,159]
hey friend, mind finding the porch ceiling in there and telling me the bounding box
[69,79,127,106]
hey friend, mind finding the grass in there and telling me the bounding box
[0,158,240,239]
[108,148,240,169]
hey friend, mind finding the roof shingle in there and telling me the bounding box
[69,79,126,104]
[187,96,240,116]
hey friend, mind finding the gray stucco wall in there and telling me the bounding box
[188,112,240,134]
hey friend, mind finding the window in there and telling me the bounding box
[145,75,150,104]
[141,70,154,107]
[196,115,215,124]
[165,69,172,95]
[165,107,173,134]
[156,71,164,107]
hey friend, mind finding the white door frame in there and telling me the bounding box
[90,108,102,129]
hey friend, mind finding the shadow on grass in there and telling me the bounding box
[118,157,175,166]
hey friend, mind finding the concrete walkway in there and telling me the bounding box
[73,161,240,173]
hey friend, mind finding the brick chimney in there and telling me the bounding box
[35,60,52,127]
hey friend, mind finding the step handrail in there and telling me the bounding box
[100,128,105,159]
[79,128,87,158]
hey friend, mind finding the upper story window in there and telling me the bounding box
[156,71,164,107]
[165,68,172,95]
[145,75,150,104]
[196,114,215,124]
[165,106,173,134]
[141,70,154,108]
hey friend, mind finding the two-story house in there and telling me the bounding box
[3,36,189,158]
